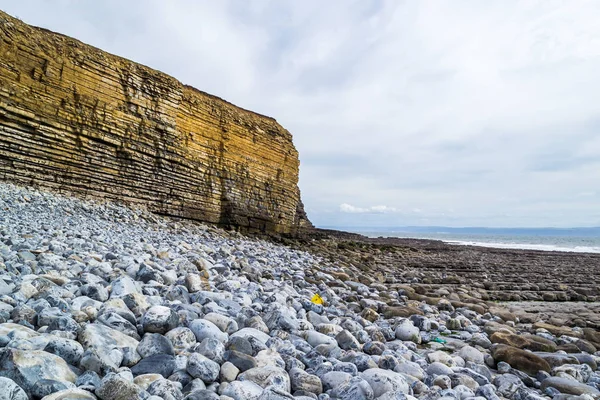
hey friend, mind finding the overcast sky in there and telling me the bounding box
[2,0,600,228]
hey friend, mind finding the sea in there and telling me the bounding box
[336,227,600,254]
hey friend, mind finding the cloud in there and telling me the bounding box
[3,1,600,228]
[340,204,397,214]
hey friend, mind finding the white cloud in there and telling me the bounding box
[340,204,397,214]
[3,1,600,228]
[339,204,368,213]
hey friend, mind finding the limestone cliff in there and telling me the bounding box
[0,11,311,233]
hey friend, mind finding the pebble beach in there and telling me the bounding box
[1,182,599,400]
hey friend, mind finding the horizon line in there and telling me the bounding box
[319,225,600,230]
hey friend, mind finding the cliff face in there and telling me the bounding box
[0,11,311,233]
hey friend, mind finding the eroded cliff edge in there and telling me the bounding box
[0,11,311,233]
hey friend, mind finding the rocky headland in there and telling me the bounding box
[0,10,310,234]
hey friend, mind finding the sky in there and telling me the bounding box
[2,0,600,228]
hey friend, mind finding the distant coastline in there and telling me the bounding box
[323,226,600,253]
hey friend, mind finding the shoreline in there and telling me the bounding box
[349,232,600,255]
[290,228,600,313]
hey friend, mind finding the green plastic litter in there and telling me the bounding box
[432,337,447,344]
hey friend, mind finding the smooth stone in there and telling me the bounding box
[188,319,228,343]
[256,386,295,399]
[40,388,98,399]
[44,337,84,366]
[362,368,409,397]
[289,367,322,394]
[224,350,258,372]
[95,373,145,399]
[32,379,76,399]
[221,380,264,400]
[226,336,253,356]
[230,328,271,344]
[394,362,425,381]
[454,385,475,400]
[220,362,240,382]
[427,362,454,376]
[0,349,76,392]
[78,324,140,367]
[146,378,184,400]
[335,330,360,351]
[165,327,197,353]
[395,320,421,344]
[130,354,176,378]
[490,332,557,352]
[141,306,179,334]
[304,331,336,348]
[449,374,479,391]
[330,376,374,400]
[540,377,600,396]
[377,392,417,400]
[96,312,140,340]
[186,353,220,383]
[133,374,163,391]
[254,349,285,369]
[0,323,38,339]
[534,352,580,368]
[427,351,455,367]
[322,371,352,391]
[572,354,598,370]
[0,377,28,400]
[491,345,551,376]
[137,333,175,358]
[75,371,102,390]
[533,322,581,338]
[196,338,225,364]
[203,313,238,334]
[183,390,218,400]
[458,346,484,364]
[109,276,140,298]
[451,367,490,386]
[239,366,291,392]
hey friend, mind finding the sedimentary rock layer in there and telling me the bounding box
[0,11,311,233]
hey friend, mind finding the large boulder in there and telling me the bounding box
[0,323,39,340]
[78,324,139,355]
[78,324,140,372]
[533,322,582,338]
[534,352,580,368]
[0,349,77,393]
[491,345,550,376]
[490,332,557,352]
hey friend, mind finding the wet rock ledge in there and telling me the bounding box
[1,182,600,400]
[292,230,600,304]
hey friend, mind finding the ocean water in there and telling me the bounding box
[341,227,600,254]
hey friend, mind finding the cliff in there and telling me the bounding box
[0,11,311,233]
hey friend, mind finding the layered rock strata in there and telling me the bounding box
[0,10,311,233]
